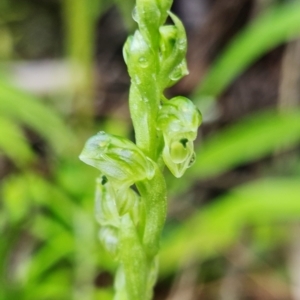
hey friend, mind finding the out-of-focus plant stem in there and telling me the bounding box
[63,0,96,131]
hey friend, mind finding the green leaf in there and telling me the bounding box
[114,0,135,30]
[160,178,300,276]
[2,172,76,228]
[0,116,34,167]
[0,81,74,155]
[27,233,74,282]
[195,2,300,99]
[190,109,300,180]
[2,174,32,222]
[24,269,72,300]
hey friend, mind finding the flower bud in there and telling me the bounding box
[157,96,202,177]
[159,12,188,89]
[115,185,140,216]
[95,176,119,227]
[123,30,158,88]
[79,131,155,186]
[99,226,119,258]
[95,175,141,239]
[133,1,161,43]
[156,0,172,25]
[159,25,177,59]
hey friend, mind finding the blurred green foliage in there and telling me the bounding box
[196,2,300,99]
[1,0,300,299]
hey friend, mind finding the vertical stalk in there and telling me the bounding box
[62,0,95,129]
[79,1,201,299]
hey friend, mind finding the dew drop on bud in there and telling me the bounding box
[97,133,110,149]
[169,65,182,81]
[138,56,149,68]
[169,62,189,81]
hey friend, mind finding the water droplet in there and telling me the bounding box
[99,140,109,148]
[169,65,182,81]
[132,6,139,23]
[138,56,149,68]
[177,38,186,50]
[143,97,149,103]
[188,152,196,167]
[169,62,189,81]
[95,132,110,150]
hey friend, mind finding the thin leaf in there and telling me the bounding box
[0,81,74,154]
[0,116,34,166]
[184,110,300,183]
[194,2,300,99]
[160,178,300,276]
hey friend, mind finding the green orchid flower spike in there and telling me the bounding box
[158,96,202,178]
[79,0,202,299]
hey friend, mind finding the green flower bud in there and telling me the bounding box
[99,226,119,258]
[125,30,150,66]
[157,96,202,177]
[123,30,158,87]
[156,0,172,25]
[95,176,119,227]
[133,0,161,44]
[159,25,177,57]
[115,185,140,217]
[95,175,141,247]
[79,131,155,186]
[159,12,188,89]
[122,35,132,66]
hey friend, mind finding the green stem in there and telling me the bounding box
[136,166,167,258]
[119,214,149,300]
[129,83,159,160]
